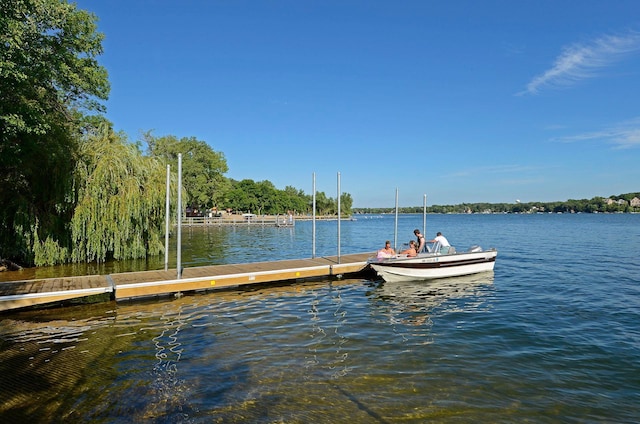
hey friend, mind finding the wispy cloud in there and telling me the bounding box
[521,30,640,95]
[553,117,640,149]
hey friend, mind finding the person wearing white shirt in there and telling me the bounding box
[428,232,451,253]
[428,232,450,247]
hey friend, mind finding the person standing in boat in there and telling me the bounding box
[413,229,427,253]
[428,232,451,252]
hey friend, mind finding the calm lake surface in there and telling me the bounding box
[1,213,639,423]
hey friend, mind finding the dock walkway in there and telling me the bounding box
[0,252,375,312]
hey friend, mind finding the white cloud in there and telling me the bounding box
[554,117,640,149]
[522,31,640,95]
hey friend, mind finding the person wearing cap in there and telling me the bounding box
[428,232,451,253]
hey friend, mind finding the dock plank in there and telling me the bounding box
[0,252,376,312]
[0,275,112,312]
[114,253,374,300]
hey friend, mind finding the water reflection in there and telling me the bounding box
[0,279,370,421]
[377,272,495,308]
[3,214,640,422]
[0,223,317,282]
[373,272,495,328]
[148,309,187,419]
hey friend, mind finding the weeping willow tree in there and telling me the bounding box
[68,127,176,264]
[1,0,109,265]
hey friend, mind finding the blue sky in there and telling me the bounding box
[75,0,640,208]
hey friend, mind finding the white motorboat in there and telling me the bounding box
[368,245,497,283]
[370,190,498,282]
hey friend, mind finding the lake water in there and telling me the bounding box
[1,213,639,423]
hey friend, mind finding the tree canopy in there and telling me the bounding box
[143,132,229,210]
[0,0,109,264]
[0,0,351,267]
[69,127,170,263]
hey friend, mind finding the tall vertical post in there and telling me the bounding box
[177,154,182,279]
[337,172,341,263]
[423,194,427,237]
[394,188,399,252]
[312,172,316,258]
[164,164,170,271]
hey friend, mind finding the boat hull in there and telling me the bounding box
[369,249,497,283]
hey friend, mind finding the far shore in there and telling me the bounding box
[186,212,350,222]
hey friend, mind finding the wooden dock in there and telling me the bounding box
[180,214,351,227]
[0,252,376,312]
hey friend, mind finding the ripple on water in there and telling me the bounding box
[1,214,640,422]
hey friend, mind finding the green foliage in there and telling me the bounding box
[314,191,331,215]
[1,0,354,266]
[33,228,70,265]
[0,0,109,264]
[353,192,640,214]
[311,191,351,216]
[0,0,108,136]
[225,179,278,214]
[222,178,351,216]
[70,127,172,263]
[283,186,311,214]
[140,133,352,217]
[144,132,229,209]
[340,192,353,215]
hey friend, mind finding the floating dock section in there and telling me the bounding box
[0,252,374,312]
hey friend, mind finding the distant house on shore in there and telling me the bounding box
[606,198,628,206]
[631,197,640,208]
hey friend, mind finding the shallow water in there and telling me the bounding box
[1,213,639,423]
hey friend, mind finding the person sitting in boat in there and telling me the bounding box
[428,232,451,253]
[377,240,396,258]
[399,240,418,257]
[413,229,427,253]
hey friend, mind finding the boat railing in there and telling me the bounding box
[426,242,457,255]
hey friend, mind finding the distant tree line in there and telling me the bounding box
[0,1,351,267]
[144,132,352,217]
[353,193,640,215]
[224,179,352,217]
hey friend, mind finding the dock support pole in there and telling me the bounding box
[337,172,341,264]
[312,172,316,259]
[394,188,399,252]
[423,194,427,238]
[177,154,182,279]
[164,164,170,271]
